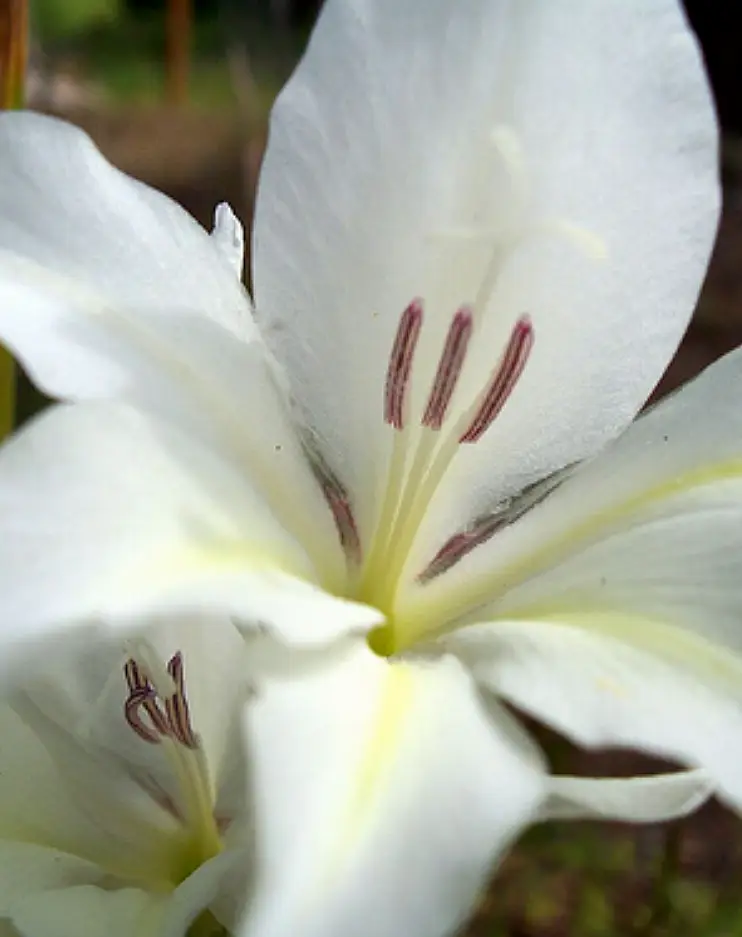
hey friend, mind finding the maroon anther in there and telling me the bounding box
[321,476,362,566]
[421,307,473,430]
[384,299,423,430]
[124,653,198,749]
[459,315,533,443]
[417,514,507,583]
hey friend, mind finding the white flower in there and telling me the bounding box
[0,617,253,937]
[0,0,730,934]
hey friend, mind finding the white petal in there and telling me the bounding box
[0,706,150,876]
[0,844,101,916]
[540,770,714,823]
[423,348,742,809]
[0,113,343,575]
[451,618,742,813]
[403,347,742,644]
[0,403,376,688]
[3,697,187,883]
[9,886,166,937]
[254,0,718,535]
[240,640,545,937]
[211,203,246,279]
[0,112,249,338]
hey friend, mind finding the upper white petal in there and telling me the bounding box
[239,639,545,937]
[253,0,719,540]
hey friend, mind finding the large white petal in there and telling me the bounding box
[0,113,343,575]
[239,639,545,937]
[253,0,718,538]
[451,619,742,813]
[417,348,742,809]
[0,403,379,688]
[402,347,742,641]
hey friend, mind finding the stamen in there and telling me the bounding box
[320,474,362,566]
[459,315,533,443]
[418,462,578,582]
[123,653,198,749]
[125,688,169,744]
[166,652,199,750]
[421,307,473,430]
[124,659,170,743]
[302,436,362,566]
[417,514,508,583]
[384,299,423,430]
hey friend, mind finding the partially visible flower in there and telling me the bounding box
[0,618,252,937]
[0,1,731,935]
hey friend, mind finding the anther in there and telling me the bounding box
[384,299,423,430]
[166,652,198,749]
[421,307,473,430]
[319,473,362,566]
[418,463,575,582]
[459,315,533,443]
[417,514,506,583]
[303,436,362,566]
[123,653,198,749]
[125,688,170,744]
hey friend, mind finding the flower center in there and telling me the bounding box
[310,126,605,655]
[123,651,223,884]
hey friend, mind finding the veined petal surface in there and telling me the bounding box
[240,639,545,937]
[253,0,718,540]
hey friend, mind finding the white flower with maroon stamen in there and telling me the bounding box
[0,0,733,935]
[0,618,252,937]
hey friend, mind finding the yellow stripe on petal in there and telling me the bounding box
[321,662,416,888]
